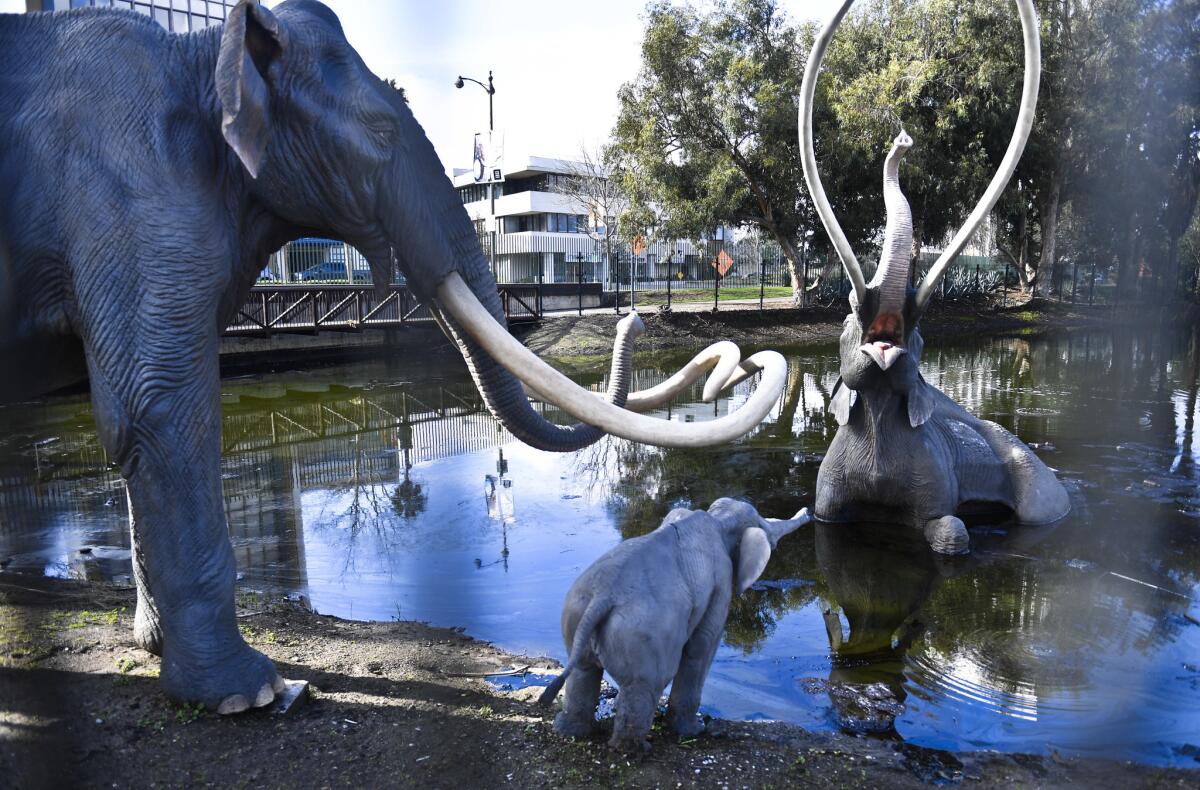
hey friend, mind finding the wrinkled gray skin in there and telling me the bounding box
[817,307,1072,555]
[538,499,810,752]
[0,0,641,712]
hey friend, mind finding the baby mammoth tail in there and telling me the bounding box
[537,597,612,707]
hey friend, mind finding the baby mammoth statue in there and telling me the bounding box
[538,498,810,752]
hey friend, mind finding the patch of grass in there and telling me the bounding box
[115,656,140,674]
[174,701,207,724]
[42,608,124,631]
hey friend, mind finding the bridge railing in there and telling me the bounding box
[226,283,540,336]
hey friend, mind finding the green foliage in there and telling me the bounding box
[612,0,808,298]
[614,0,1200,303]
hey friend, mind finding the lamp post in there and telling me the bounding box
[454,70,495,132]
[455,70,498,235]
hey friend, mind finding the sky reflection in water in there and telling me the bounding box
[1,327,1198,766]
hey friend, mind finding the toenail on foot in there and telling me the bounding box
[217,694,250,715]
[253,683,275,708]
[273,675,286,694]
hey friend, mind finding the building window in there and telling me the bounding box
[457,183,488,205]
[547,213,586,233]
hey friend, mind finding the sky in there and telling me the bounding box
[4,0,846,170]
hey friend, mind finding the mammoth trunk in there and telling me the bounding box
[870,132,914,315]
[429,269,638,452]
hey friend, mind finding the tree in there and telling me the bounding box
[612,0,812,303]
[549,144,630,287]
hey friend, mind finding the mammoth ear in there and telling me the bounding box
[907,377,937,428]
[735,526,772,595]
[216,0,286,178]
[829,377,857,426]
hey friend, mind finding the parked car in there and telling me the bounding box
[295,260,372,283]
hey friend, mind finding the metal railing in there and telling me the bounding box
[225,283,540,336]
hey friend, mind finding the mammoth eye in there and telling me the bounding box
[363,115,398,145]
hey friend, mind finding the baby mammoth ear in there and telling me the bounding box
[735,527,772,595]
[216,0,286,178]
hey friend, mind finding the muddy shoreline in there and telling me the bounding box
[514,298,1200,362]
[1,578,1194,788]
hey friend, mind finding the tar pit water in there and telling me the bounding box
[1,327,1198,766]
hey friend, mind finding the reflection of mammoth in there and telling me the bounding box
[814,520,1063,734]
[815,523,949,734]
[2,0,789,713]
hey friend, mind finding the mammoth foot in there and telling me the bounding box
[924,516,969,555]
[669,711,705,738]
[552,710,601,739]
[133,605,163,657]
[608,733,653,755]
[160,638,283,715]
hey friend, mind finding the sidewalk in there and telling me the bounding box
[541,294,800,318]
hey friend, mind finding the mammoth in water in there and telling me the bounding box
[798,0,1069,554]
[0,0,785,713]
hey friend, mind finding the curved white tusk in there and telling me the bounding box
[436,273,787,448]
[915,0,1041,311]
[624,341,744,411]
[799,0,866,308]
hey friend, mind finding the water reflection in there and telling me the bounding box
[0,326,1198,765]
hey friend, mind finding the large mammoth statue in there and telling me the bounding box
[0,0,784,712]
[798,0,1069,554]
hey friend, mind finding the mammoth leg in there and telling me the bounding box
[666,588,730,737]
[84,296,280,713]
[973,420,1071,525]
[127,490,162,656]
[553,662,603,738]
[610,680,657,754]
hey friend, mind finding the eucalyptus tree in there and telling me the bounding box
[612,0,813,302]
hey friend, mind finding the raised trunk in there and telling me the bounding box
[868,131,914,314]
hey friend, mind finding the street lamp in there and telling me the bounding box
[455,70,498,261]
[454,70,495,132]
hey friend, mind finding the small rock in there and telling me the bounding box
[367,661,384,675]
[271,679,310,715]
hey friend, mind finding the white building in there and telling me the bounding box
[454,155,608,285]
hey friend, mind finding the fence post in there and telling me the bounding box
[759,256,766,311]
[630,244,637,312]
[577,264,583,317]
[537,251,544,317]
[1071,260,1079,304]
[974,263,980,297]
[1089,262,1096,305]
[1002,259,1009,308]
[711,238,721,312]
[490,231,497,281]
[667,258,672,310]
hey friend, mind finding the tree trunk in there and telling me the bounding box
[1116,212,1140,302]
[772,232,804,307]
[1033,177,1062,299]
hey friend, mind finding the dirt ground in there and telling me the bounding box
[1,578,1195,789]
[514,296,1198,360]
